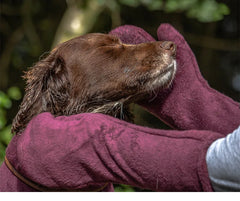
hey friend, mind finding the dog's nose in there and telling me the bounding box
[160,41,176,56]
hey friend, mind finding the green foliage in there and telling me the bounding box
[119,0,140,7]
[187,1,230,22]
[165,0,198,12]
[7,87,22,101]
[0,87,22,164]
[118,0,230,22]
[114,184,135,192]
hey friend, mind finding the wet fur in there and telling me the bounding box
[12,33,176,134]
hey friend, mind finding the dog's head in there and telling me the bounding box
[12,33,176,134]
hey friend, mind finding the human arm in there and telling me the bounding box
[110,24,240,192]
[110,24,240,135]
[206,126,240,191]
[6,112,222,191]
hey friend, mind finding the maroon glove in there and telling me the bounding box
[1,113,222,192]
[110,24,240,135]
[1,24,238,192]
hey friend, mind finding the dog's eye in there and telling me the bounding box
[97,38,122,48]
[107,36,121,45]
[111,37,121,44]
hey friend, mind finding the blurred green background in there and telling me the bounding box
[0,0,240,192]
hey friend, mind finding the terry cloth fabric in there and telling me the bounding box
[110,24,240,192]
[1,112,222,191]
[1,24,239,192]
[110,24,240,135]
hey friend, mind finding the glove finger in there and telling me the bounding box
[109,25,155,45]
[157,23,187,47]
[157,24,206,92]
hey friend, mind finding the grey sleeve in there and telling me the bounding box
[206,125,240,192]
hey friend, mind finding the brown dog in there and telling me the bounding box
[12,33,176,134]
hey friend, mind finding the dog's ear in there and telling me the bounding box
[12,53,70,134]
[41,55,70,114]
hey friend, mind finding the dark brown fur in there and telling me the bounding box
[12,33,176,134]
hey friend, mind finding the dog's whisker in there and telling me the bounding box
[146,85,157,102]
[12,32,177,134]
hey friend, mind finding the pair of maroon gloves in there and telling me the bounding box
[0,24,240,192]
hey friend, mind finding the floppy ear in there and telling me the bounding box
[12,53,70,134]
